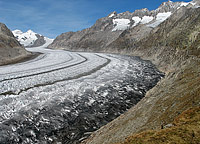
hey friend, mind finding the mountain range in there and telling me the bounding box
[48,0,199,52]
[12,29,53,47]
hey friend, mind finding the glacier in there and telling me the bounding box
[0,45,163,143]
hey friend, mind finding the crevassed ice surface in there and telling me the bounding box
[0,45,164,143]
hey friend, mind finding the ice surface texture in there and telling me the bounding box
[0,46,163,143]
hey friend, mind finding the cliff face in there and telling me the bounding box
[48,16,123,51]
[0,23,30,65]
[82,6,200,144]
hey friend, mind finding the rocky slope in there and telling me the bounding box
[12,29,53,47]
[0,23,30,65]
[48,0,196,51]
[82,3,200,144]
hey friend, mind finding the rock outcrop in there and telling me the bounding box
[0,23,30,65]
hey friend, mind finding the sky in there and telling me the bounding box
[0,0,191,38]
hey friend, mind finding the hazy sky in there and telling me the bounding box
[0,0,191,38]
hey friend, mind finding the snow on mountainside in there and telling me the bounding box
[112,19,130,31]
[12,29,53,47]
[110,0,199,31]
[48,0,200,51]
[147,12,172,28]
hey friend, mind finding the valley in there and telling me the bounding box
[0,0,200,143]
[0,45,163,143]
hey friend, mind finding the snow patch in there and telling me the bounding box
[132,16,142,27]
[112,19,130,31]
[12,29,23,35]
[180,2,196,7]
[140,16,154,24]
[147,12,172,28]
[178,2,196,9]
[109,13,115,18]
[180,2,189,7]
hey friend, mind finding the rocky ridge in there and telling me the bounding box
[0,23,30,65]
[48,0,197,51]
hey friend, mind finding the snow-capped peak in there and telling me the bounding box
[27,29,36,34]
[108,11,117,18]
[12,29,23,35]
[12,29,53,47]
[12,29,38,46]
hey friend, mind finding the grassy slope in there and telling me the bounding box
[119,107,200,144]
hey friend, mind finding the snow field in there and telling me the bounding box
[147,12,172,28]
[112,19,130,31]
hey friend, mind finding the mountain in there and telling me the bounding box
[48,0,198,51]
[46,0,200,143]
[12,29,53,47]
[0,23,30,65]
[82,2,200,144]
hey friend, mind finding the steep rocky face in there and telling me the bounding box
[29,34,46,47]
[193,0,200,5]
[12,29,53,47]
[48,0,198,51]
[0,23,30,65]
[82,5,200,144]
[0,23,14,37]
[48,16,123,51]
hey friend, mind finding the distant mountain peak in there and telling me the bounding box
[27,29,33,33]
[12,29,53,47]
[12,29,23,35]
